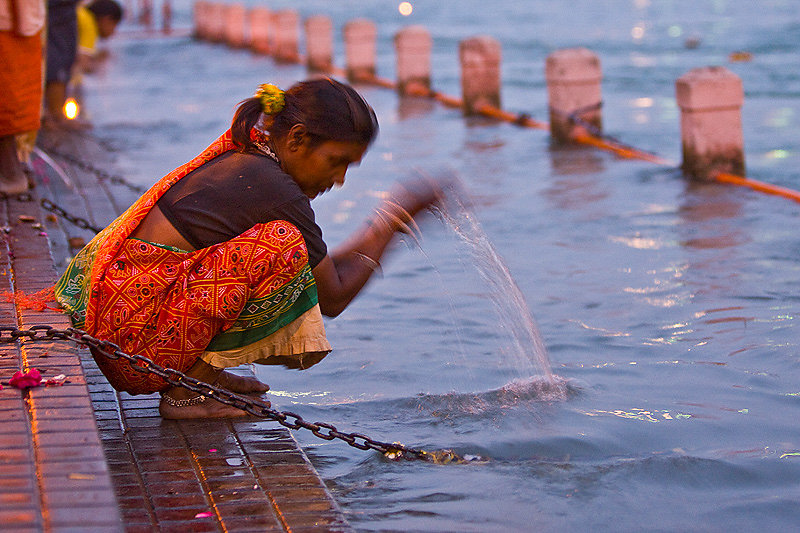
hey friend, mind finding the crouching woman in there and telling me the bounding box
[54,78,443,418]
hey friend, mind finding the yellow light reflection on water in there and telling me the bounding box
[398,2,413,16]
[766,149,790,159]
[63,98,79,120]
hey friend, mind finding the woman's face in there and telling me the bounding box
[286,139,368,199]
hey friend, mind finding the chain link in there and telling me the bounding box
[0,325,461,462]
[41,146,146,193]
[39,198,103,234]
[0,193,102,234]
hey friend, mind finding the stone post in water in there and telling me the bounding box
[162,0,171,34]
[545,47,603,143]
[249,7,271,55]
[305,16,333,72]
[395,26,432,95]
[273,10,300,62]
[207,2,225,43]
[224,4,247,48]
[139,0,153,28]
[344,19,377,82]
[676,66,745,180]
[459,36,501,114]
[192,0,206,40]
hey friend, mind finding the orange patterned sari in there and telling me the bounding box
[54,131,330,394]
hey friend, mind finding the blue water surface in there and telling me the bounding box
[80,1,800,530]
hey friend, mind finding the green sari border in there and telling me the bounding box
[205,284,318,351]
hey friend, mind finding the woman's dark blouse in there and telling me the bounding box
[156,151,327,268]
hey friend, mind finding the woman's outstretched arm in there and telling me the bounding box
[312,178,444,317]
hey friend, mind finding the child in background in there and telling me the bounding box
[75,0,123,75]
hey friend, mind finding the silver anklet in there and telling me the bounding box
[162,394,207,407]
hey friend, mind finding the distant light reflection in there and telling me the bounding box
[766,107,793,128]
[609,235,664,250]
[766,149,790,159]
[582,408,692,423]
[570,320,631,337]
[630,52,656,67]
[398,2,413,16]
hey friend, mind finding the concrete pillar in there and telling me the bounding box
[192,0,207,39]
[224,4,247,48]
[162,0,172,34]
[459,36,501,114]
[305,16,333,72]
[273,10,300,62]
[676,66,745,180]
[207,2,225,43]
[139,0,153,28]
[395,25,431,95]
[545,47,603,143]
[249,7,271,55]
[344,19,377,82]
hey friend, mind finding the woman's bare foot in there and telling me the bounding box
[216,370,269,394]
[159,393,254,419]
[157,359,269,419]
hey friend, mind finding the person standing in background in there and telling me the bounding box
[43,0,80,128]
[0,0,46,194]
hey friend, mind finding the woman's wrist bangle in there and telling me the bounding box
[353,251,382,277]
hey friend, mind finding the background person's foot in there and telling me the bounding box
[0,172,29,195]
[0,137,30,195]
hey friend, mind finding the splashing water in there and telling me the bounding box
[435,179,557,384]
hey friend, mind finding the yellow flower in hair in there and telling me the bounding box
[255,83,285,115]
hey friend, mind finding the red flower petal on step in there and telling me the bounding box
[9,368,42,389]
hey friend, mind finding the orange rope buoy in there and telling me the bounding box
[713,172,800,204]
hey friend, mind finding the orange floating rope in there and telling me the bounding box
[572,132,675,166]
[474,103,548,130]
[712,172,800,204]
[433,92,463,108]
[369,76,396,89]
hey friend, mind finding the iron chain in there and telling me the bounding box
[0,193,102,234]
[0,325,439,462]
[39,198,103,234]
[42,146,146,193]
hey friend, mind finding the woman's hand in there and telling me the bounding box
[315,169,461,317]
[380,171,458,232]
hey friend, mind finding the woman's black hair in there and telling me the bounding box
[231,78,379,153]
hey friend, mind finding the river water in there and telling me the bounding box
[78,0,800,530]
